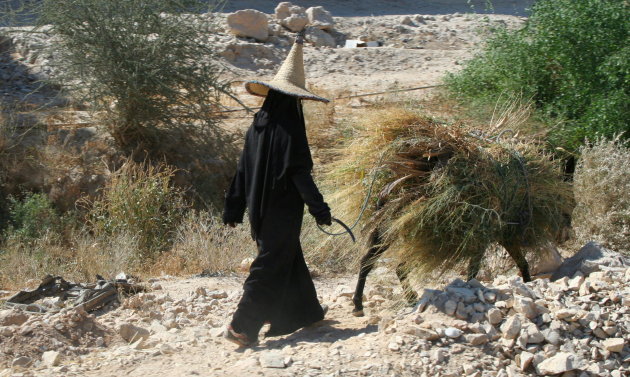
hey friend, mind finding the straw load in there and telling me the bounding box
[328,107,574,277]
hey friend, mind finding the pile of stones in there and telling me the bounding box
[226,2,339,48]
[384,242,629,376]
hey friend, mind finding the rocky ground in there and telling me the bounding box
[1,3,526,107]
[0,242,628,377]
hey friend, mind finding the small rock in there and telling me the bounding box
[602,338,625,353]
[500,316,521,340]
[487,307,503,325]
[283,14,308,32]
[41,351,61,367]
[388,342,400,352]
[465,333,488,346]
[259,351,286,368]
[304,27,336,47]
[11,356,31,368]
[306,6,334,30]
[431,348,446,363]
[518,351,534,371]
[513,297,538,319]
[444,327,462,338]
[119,323,150,343]
[536,353,576,375]
[522,322,544,344]
[0,326,14,337]
[151,282,162,290]
[0,310,28,326]
[274,2,292,20]
[208,290,228,299]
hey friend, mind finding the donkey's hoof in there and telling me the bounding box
[352,309,364,317]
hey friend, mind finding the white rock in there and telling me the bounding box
[513,297,538,319]
[208,290,228,299]
[151,282,162,290]
[431,348,446,363]
[304,27,335,48]
[602,338,625,353]
[41,351,61,367]
[119,323,150,343]
[521,322,544,344]
[227,9,269,42]
[274,2,292,20]
[0,326,14,337]
[568,274,585,291]
[465,333,488,345]
[487,307,503,325]
[282,14,308,32]
[518,351,534,371]
[535,352,576,375]
[259,351,286,368]
[306,6,334,30]
[500,316,521,340]
[0,310,28,326]
[444,327,462,338]
[387,342,400,352]
[408,327,440,340]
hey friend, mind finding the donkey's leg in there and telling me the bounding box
[353,230,388,316]
[395,262,418,305]
[504,244,531,282]
[467,251,484,281]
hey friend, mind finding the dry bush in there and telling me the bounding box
[150,211,254,276]
[0,227,139,289]
[573,137,630,254]
[86,160,187,258]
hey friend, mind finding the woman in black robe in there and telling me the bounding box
[222,89,331,346]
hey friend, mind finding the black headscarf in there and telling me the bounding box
[223,89,314,236]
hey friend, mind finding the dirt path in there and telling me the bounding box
[21,271,428,377]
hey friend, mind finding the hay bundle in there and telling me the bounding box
[328,107,573,275]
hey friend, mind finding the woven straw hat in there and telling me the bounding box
[245,35,329,103]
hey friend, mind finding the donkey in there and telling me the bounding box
[350,205,531,317]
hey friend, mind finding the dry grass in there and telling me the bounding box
[0,229,139,289]
[573,137,630,254]
[326,105,573,278]
[149,211,255,276]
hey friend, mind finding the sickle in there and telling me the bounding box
[317,217,356,243]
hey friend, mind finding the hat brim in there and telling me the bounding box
[245,80,330,103]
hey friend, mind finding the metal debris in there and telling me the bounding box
[4,274,144,313]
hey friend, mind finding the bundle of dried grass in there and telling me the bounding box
[327,106,573,276]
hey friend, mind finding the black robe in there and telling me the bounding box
[222,90,330,341]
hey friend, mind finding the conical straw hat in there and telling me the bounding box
[245,35,329,103]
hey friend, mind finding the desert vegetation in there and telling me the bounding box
[445,0,629,152]
[0,0,628,288]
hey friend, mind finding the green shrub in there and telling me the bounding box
[446,0,629,150]
[87,161,187,258]
[6,192,60,240]
[34,0,236,160]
